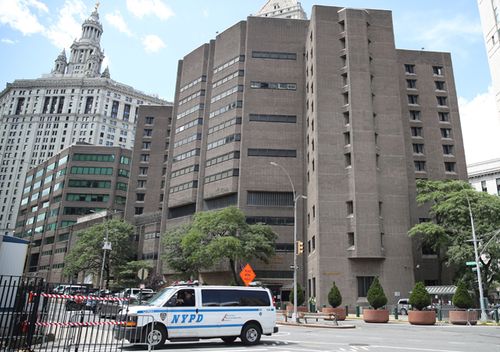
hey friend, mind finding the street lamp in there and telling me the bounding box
[270,161,307,323]
[99,222,112,291]
[461,186,488,322]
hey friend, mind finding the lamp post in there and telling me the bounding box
[461,185,487,322]
[270,161,307,323]
[99,220,112,291]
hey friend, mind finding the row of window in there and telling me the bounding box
[208,117,241,135]
[406,79,446,91]
[207,134,241,150]
[213,55,245,75]
[408,95,448,106]
[251,51,297,60]
[25,155,68,184]
[174,133,201,148]
[412,143,454,156]
[204,168,239,184]
[409,110,450,122]
[414,161,456,173]
[209,101,242,119]
[211,85,243,103]
[410,127,452,139]
[169,180,198,194]
[179,75,207,93]
[250,81,297,90]
[179,89,205,106]
[171,164,199,178]
[177,104,204,120]
[212,70,244,89]
[66,193,109,202]
[175,118,203,134]
[404,64,444,76]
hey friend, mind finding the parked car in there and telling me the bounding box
[97,297,138,319]
[397,298,410,315]
[115,288,154,299]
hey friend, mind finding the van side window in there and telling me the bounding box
[171,289,195,307]
[201,289,270,307]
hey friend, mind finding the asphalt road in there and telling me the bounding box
[121,321,500,352]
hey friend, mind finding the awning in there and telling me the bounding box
[425,285,456,295]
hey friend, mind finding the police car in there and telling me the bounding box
[114,284,278,347]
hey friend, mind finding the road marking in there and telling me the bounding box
[371,345,463,352]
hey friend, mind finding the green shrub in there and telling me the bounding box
[366,277,387,309]
[452,281,474,309]
[328,281,342,308]
[409,282,431,310]
[289,283,305,306]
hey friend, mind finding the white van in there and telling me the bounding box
[114,285,278,347]
[116,288,154,299]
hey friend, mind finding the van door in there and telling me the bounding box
[164,288,200,338]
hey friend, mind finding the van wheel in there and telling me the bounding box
[221,336,237,344]
[143,324,167,347]
[240,323,261,345]
[400,308,407,315]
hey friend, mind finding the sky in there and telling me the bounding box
[0,0,499,165]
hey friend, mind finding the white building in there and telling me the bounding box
[477,0,500,119]
[255,0,307,19]
[0,6,168,235]
[468,158,500,195]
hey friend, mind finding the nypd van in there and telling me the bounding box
[114,285,278,346]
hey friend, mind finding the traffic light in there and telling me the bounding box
[296,241,304,255]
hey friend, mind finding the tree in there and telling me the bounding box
[328,281,342,308]
[161,207,277,283]
[452,280,474,309]
[409,282,431,311]
[63,219,135,286]
[408,180,500,295]
[289,283,305,306]
[367,277,387,309]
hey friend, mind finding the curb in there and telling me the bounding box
[278,321,356,329]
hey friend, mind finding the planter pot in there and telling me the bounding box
[449,310,477,325]
[321,307,347,321]
[363,309,389,323]
[408,310,436,325]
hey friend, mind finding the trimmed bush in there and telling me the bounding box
[289,283,305,306]
[409,282,431,311]
[328,281,342,308]
[366,277,387,310]
[452,281,474,309]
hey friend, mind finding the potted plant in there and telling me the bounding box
[408,282,435,325]
[363,277,389,323]
[286,283,308,317]
[449,281,477,325]
[321,281,346,320]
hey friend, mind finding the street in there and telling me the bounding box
[121,321,500,352]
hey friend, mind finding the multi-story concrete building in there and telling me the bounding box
[478,0,500,119]
[0,6,166,236]
[125,105,173,274]
[255,0,307,19]
[468,158,500,195]
[14,143,132,282]
[145,4,467,307]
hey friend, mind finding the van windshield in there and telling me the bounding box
[146,288,175,306]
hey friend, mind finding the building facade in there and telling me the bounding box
[125,105,173,275]
[14,143,132,282]
[255,0,307,19]
[468,159,500,195]
[152,4,468,307]
[478,0,500,119]
[0,6,166,236]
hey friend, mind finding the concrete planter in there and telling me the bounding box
[286,304,308,317]
[408,310,436,325]
[449,310,477,325]
[363,309,389,323]
[321,307,346,321]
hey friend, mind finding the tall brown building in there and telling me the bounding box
[125,105,173,274]
[132,4,466,307]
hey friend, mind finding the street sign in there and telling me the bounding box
[466,261,477,266]
[137,268,149,281]
[102,241,112,250]
[239,264,256,286]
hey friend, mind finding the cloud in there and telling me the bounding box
[1,38,17,44]
[44,0,87,49]
[398,14,482,56]
[0,0,47,35]
[459,87,500,164]
[105,10,133,36]
[126,0,174,20]
[142,34,165,53]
